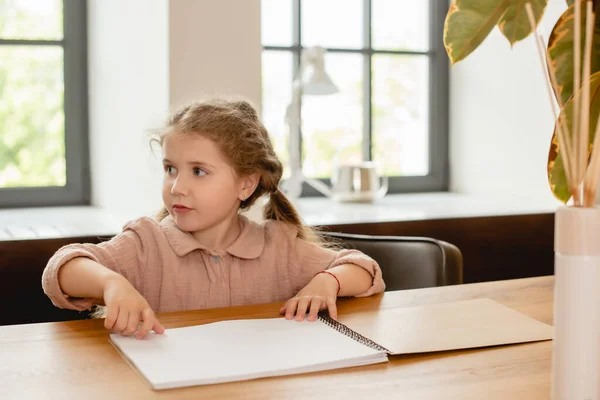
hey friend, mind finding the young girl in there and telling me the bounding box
[42,99,385,340]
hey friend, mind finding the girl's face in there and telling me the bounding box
[161,133,250,233]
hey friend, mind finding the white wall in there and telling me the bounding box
[87,0,169,221]
[88,0,262,222]
[449,0,567,205]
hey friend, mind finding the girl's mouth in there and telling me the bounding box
[173,204,192,213]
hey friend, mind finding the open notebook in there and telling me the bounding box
[110,298,553,390]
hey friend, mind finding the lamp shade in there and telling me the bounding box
[299,46,339,95]
[303,68,339,95]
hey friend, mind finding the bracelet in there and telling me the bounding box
[313,270,341,296]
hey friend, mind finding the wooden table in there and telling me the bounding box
[0,276,554,399]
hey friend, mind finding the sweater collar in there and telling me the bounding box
[161,214,265,259]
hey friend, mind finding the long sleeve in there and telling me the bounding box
[287,228,386,297]
[41,219,152,311]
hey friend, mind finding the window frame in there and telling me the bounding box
[0,0,90,208]
[262,0,449,196]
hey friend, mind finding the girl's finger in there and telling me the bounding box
[136,308,155,339]
[152,317,166,334]
[123,310,140,336]
[295,297,311,321]
[146,308,165,334]
[113,308,129,333]
[307,297,322,322]
[326,297,338,320]
[279,301,289,315]
[104,305,119,330]
[285,298,299,320]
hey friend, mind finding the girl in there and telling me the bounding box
[42,99,385,340]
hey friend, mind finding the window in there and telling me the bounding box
[261,0,448,195]
[0,0,88,208]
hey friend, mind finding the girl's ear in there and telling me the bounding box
[238,172,260,201]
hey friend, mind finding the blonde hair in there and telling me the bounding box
[153,99,320,243]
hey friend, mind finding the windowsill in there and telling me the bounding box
[0,206,124,241]
[0,192,561,241]
[294,192,560,227]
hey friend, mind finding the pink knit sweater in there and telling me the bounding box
[42,215,385,313]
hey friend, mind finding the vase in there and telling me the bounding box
[553,206,600,399]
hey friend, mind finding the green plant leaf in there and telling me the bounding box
[548,1,600,106]
[548,71,600,203]
[444,0,510,64]
[498,0,547,46]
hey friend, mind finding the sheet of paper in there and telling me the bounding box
[110,317,387,390]
[338,298,553,355]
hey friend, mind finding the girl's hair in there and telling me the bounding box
[153,98,321,243]
[89,100,334,320]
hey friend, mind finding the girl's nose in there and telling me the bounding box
[170,176,188,196]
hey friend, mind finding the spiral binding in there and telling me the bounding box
[318,311,390,352]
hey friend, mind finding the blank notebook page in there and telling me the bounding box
[110,318,388,390]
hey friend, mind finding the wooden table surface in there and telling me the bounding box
[0,276,554,400]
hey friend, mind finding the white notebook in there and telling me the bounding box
[110,298,553,390]
[110,317,388,390]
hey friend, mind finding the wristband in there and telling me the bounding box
[313,270,341,296]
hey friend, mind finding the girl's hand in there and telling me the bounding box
[102,275,165,339]
[280,272,339,322]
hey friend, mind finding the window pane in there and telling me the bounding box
[0,46,65,188]
[0,0,63,40]
[261,0,292,47]
[372,0,429,51]
[261,50,293,178]
[302,53,363,179]
[372,55,429,176]
[301,0,363,49]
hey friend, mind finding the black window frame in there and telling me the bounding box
[262,0,449,196]
[0,0,89,208]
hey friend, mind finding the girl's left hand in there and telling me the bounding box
[280,272,339,322]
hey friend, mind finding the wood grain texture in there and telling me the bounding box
[0,276,554,399]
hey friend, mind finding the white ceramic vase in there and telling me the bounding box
[553,206,600,399]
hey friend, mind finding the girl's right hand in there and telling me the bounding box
[102,275,166,340]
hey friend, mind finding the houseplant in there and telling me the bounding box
[444,0,600,204]
[444,1,600,398]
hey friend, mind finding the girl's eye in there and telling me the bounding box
[193,167,207,177]
[164,165,177,175]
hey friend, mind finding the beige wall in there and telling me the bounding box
[169,0,262,112]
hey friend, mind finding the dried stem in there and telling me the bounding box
[574,0,583,199]
[584,117,600,206]
[581,1,595,205]
[526,3,579,203]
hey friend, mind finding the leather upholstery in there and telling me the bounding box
[321,232,464,291]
